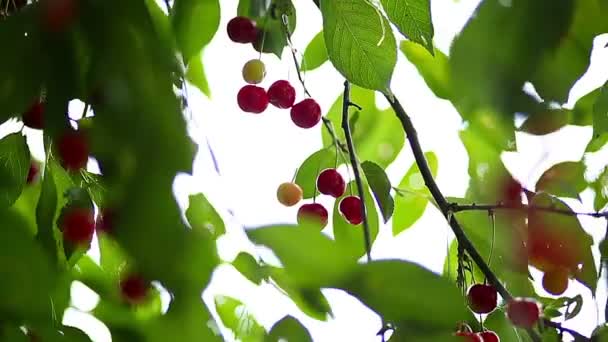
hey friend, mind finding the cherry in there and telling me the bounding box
[267,80,296,109]
[227,16,258,44]
[27,161,40,184]
[42,0,77,33]
[277,182,303,207]
[96,208,115,235]
[60,207,95,246]
[316,168,345,198]
[542,268,569,296]
[242,59,266,84]
[290,98,321,128]
[120,273,150,304]
[454,332,483,342]
[237,85,269,114]
[339,196,363,225]
[467,283,498,314]
[22,101,45,129]
[479,331,500,342]
[506,298,541,328]
[297,203,328,229]
[57,129,89,171]
[500,177,523,206]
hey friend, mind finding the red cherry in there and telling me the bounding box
[27,162,40,184]
[22,101,45,129]
[96,208,115,235]
[339,196,363,225]
[267,80,296,109]
[120,273,150,304]
[454,332,483,342]
[467,284,498,314]
[316,168,345,198]
[57,129,89,171]
[506,298,541,328]
[501,177,523,206]
[42,0,77,33]
[290,98,321,128]
[61,207,95,245]
[227,16,258,44]
[237,85,269,114]
[297,203,328,229]
[479,331,500,342]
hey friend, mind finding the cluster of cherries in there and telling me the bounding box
[456,282,542,341]
[227,16,322,129]
[276,168,363,229]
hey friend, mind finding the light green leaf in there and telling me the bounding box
[252,2,297,58]
[536,161,587,199]
[266,316,312,342]
[592,167,608,211]
[380,0,434,54]
[361,161,394,222]
[400,40,450,99]
[321,0,397,93]
[295,147,338,199]
[186,193,225,238]
[214,295,265,342]
[186,52,210,97]
[301,31,328,72]
[0,133,30,209]
[171,0,220,63]
[232,252,266,285]
[392,152,437,235]
[485,310,533,342]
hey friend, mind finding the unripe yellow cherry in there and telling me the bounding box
[277,182,303,207]
[242,59,266,84]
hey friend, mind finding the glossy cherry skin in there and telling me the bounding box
[290,98,321,128]
[467,283,498,314]
[120,274,150,304]
[542,268,569,296]
[267,80,296,109]
[316,168,345,198]
[26,162,40,184]
[506,298,541,328]
[227,16,258,43]
[57,129,89,171]
[454,332,483,342]
[479,331,500,342]
[277,182,303,207]
[237,85,269,114]
[297,203,328,229]
[61,207,95,246]
[339,196,363,225]
[22,101,44,129]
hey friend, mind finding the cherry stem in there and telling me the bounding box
[342,81,371,263]
[450,202,608,218]
[280,14,311,98]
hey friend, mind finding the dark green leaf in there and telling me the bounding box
[392,152,437,235]
[380,0,434,54]
[361,161,394,223]
[171,0,220,63]
[536,161,587,199]
[0,133,29,209]
[564,294,583,320]
[232,252,266,285]
[400,40,450,100]
[592,167,607,211]
[185,193,225,238]
[238,0,268,19]
[214,295,265,341]
[321,0,397,93]
[186,52,211,97]
[295,147,338,199]
[266,316,312,342]
[301,31,328,72]
[591,81,608,147]
[252,2,297,58]
[62,326,93,341]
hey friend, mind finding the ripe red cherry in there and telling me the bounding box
[339,196,363,225]
[290,98,321,128]
[22,101,45,129]
[120,273,150,304]
[27,162,40,184]
[506,298,541,328]
[96,208,115,235]
[316,168,345,198]
[454,332,483,342]
[57,129,89,171]
[479,331,500,342]
[61,207,95,245]
[42,0,77,33]
[227,16,258,44]
[267,80,296,109]
[467,284,498,314]
[297,203,328,229]
[237,85,269,114]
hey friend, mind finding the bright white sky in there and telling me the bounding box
[24,0,606,341]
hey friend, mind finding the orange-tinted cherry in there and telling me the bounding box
[542,268,569,296]
[506,297,541,328]
[120,273,150,305]
[61,207,95,246]
[277,182,303,207]
[227,16,258,44]
[316,168,345,198]
[297,203,328,229]
[237,85,269,114]
[267,80,296,109]
[57,129,89,171]
[339,196,363,225]
[22,101,45,129]
[467,283,498,314]
[479,331,500,342]
[290,98,321,128]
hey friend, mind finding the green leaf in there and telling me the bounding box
[333,181,379,259]
[171,0,220,63]
[592,167,608,211]
[591,81,608,145]
[232,252,266,285]
[62,326,93,341]
[320,0,397,93]
[301,31,328,72]
[185,193,225,238]
[294,147,338,199]
[238,0,269,20]
[400,40,450,100]
[380,0,434,54]
[536,161,587,199]
[392,152,437,235]
[247,225,357,288]
[334,260,468,330]
[321,85,405,168]
[361,161,394,223]
[214,295,265,342]
[266,316,312,342]
[252,2,297,58]
[485,309,532,342]
[564,294,584,320]
[0,133,30,209]
[186,52,211,97]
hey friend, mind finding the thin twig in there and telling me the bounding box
[543,320,590,341]
[280,14,311,97]
[450,203,608,218]
[342,81,372,262]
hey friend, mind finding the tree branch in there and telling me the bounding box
[543,320,590,342]
[451,203,608,219]
[343,81,372,262]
